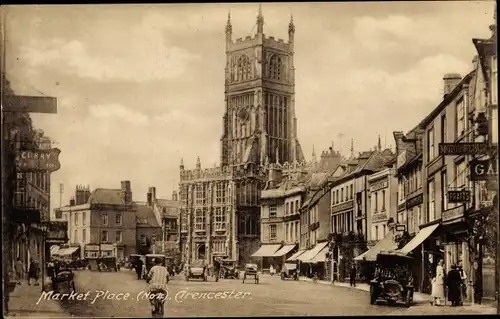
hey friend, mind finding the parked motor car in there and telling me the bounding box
[220,259,239,279]
[369,252,414,307]
[280,262,299,281]
[185,260,207,281]
[242,263,259,284]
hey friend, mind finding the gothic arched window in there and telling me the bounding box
[269,55,283,81]
[237,55,251,82]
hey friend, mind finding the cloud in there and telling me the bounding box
[20,25,200,82]
[88,104,149,125]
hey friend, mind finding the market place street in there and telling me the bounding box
[38,270,494,317]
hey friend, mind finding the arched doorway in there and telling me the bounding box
[197,244,206,260]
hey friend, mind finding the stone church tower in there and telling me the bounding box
[220,6,304,167]
[179,6,305,266]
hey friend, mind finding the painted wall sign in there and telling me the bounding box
[372,213,388,223]
[442,205,465,222]
[406,194,423,209]
[448,190,471,203]
[16,148,61,172]
[470,159,497,181]
[331,200,354,213]
[370,179,389,192]
[438,142,489,156]
[427,156,444,177]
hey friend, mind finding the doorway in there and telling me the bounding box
[197,244,206,260]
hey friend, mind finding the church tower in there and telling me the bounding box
[220,5,304,167]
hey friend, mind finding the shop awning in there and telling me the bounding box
[287,250,305,261]
[354,232,398,261]
[251,244,281,257]
[297,242,329,262]
[54,247,80,256]
[272,244,296,257]
[398,223,440,255]
[304,247,329,263]
[50,245,60,255]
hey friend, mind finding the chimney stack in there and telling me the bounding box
[69,197,75,206]
[120,180,132,204]
[172,190,178,201]
[443,73,462,97]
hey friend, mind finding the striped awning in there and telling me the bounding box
[251,244,281,257]
[287,250,305,261]
[272,244,296,257]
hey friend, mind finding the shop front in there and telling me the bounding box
[297,241,329,279]
[397,221,442,293]
[271,244,297,272]
[250,244,281,273]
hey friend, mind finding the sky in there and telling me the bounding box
[3,1,496,213]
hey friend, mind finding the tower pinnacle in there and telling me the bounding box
[226,10,232,33]
[377,135,382,151]
[257,4,264,34]
[350,138,355,158]
[312,144,317,163]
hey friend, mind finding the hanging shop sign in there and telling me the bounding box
[438,142,489,156]
[470,159,497,181]
[16,148,61,172]
[447,190,471,203]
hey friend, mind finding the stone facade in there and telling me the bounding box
[179,8,305,266]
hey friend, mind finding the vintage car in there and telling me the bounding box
[186,260,207,281]
[280,263,299,281]
[369,252,414,307]
[53,267,76,294]
[220,259,239,279]
[98,257,118,272]
[242,263,259,284]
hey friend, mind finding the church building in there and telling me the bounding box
[179,6,305,265]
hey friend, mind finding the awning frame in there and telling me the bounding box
[354,232,398,261]
[251,244,282,258]
[397,223,440,255]
[272,244,297,257]
[303,247,329,263]
[287,250,305,261]
[297,242,329,262]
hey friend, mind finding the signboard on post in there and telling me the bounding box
[438,142,489,156]
[15,148,61,172]
[448,190,471,203]
[470,159,498,181]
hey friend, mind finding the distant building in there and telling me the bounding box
[55,181,137,259]
[145,187,179,254]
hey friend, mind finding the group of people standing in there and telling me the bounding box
[14,257,41,286]
[431,259,467,306]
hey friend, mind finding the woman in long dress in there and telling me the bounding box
[431,259,445,306]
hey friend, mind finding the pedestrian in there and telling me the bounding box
[135,257,144,280]
[430,259,445,306]
[458,262,467,305]
[14,257,24,285]
[349,264,356,287]
[446,264,462,306]
[47,260,55,280]
[28,258,40,286]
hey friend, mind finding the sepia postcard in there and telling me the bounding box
[1,1,498,317]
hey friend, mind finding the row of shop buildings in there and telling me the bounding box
[2,77,68,309]
[53,182,180,261]
[252,21,497,304]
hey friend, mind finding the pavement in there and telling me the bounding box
[296,276,497,315]
[5,278,70,318]
[28,269,496,317]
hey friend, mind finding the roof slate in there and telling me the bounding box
[134,203,161,228]
[88,189,124,205]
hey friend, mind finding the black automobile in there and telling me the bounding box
[369,252,414,307]
[220,259,239,279]
[280,262,299,281]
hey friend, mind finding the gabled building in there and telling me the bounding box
[145,187,179,254]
